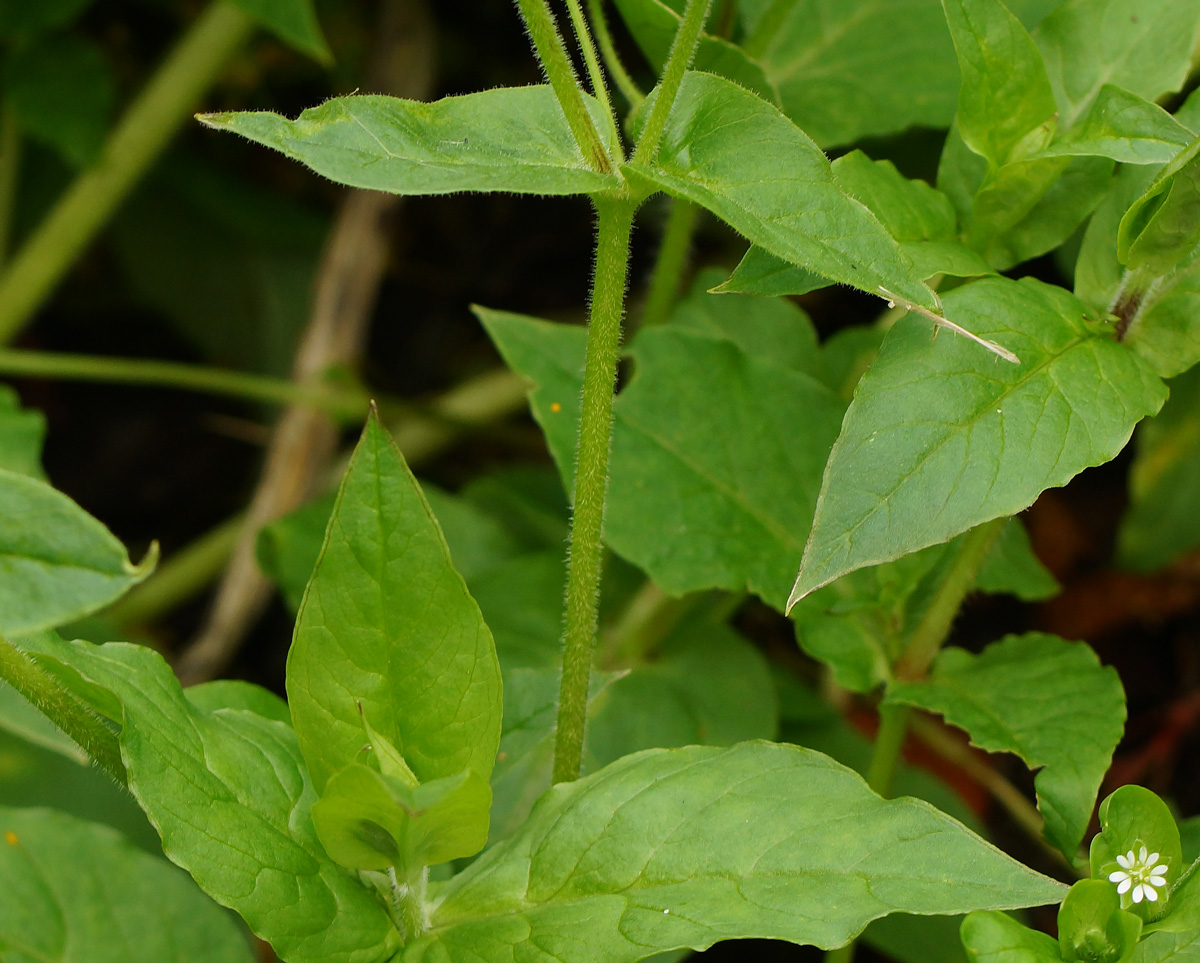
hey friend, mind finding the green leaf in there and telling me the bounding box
[1038,85,1195,165]
[1091,786,1182,921]
[480,309,846,610]
[288,413,502,793]
[1117,135,1200,276]
[714,246,831,297]
[1119,366,1200,571]
[312,764,490,872]
[887,633,1125,858]
[1058,879,1142,963]
[200,87,621,197]
[943,0,1058,167]
[975,516,1060,602]
[0,385,46,478]
[1034,0,1200,129]
[0,806,255,963]
[611,0,778,103]
[668,267,822,378]
[741,0,961,148]
[626,72,935,308]
[5,34,115,167]
[14,635,402,963]
[228,0,331,62]
[789,276,1165,604]
[408,743,1066,960]
[0,470,156,635]
[960,910,1064,963]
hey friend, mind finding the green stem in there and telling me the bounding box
[552,196,638,785]
[631,0,714,166]
[393,865,429,943]
[865,702,911,798]
[0,347,369,418]
[514,0,614,174]
[587,0,645,107]
[0,102,21,266]
[0,2,255,346]
[741,0,796,58]
[0,636,126,783]
[894,517,1007,682]
[562,0,622,159]
[640,197,699,327]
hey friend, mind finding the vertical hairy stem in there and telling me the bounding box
[0,637,126,783]
[587,0,645,107]
[641,197,700,327]
[392,865,429,943]
[514,0,614,174]
[562,0,622,157]
[552,196,637,784]
[0,1,256,345]
[631,0,714,165]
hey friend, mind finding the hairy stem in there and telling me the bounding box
[631,0,714,166]
[514,0,614,174]
[895,517,1007,682]
[587,0,645,107]
[0,636,126,783]
[562,0,622,158]
[552,196,637,784]
[0,1,255,346]
[0,348,369,419]
[640,198,700,327]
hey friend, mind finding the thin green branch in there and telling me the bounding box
[587,0,645,107]
[0,348,369,420]
[514,0,615,174]
[640,197,700,327]
[553,196,638,784]
[562,0,623,159]
[0,1,256,346]
[631,0,714,166]
[0,636,126,783]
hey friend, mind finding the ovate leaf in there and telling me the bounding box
[1038,85,1195,165]
[1091,786,1182,921]
[408,743,1066,961]
[0,470,155,635]
[789,276,1165,604]
[14,635,401,963]
[943,0,1058,167]
[480,309,845,610]
[960,910,1063,963]
[626,72,935,308]
[1034,0,1200,128]
[0,806,255,963]
[228,0,331,62]
[288,413,502,793]
[741,0,960,148]
[201,87,621,197]
[887,633,1126,858]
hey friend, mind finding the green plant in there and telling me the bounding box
[4,0,1200,961]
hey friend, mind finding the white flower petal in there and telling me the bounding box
[1118,853,1134,869]
[1117,878,1132,894]
[1140,846,1150,863]
[1147,852,1160,865]
[1132,885,1145,903]
[1110,871,1130,883]
[1145,886,1159,902]
[1149,876,1167,887]
[1153,865,1169,876]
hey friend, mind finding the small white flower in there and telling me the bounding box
[1108,845,1169,904]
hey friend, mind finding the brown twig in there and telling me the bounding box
[175,0,436,685]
